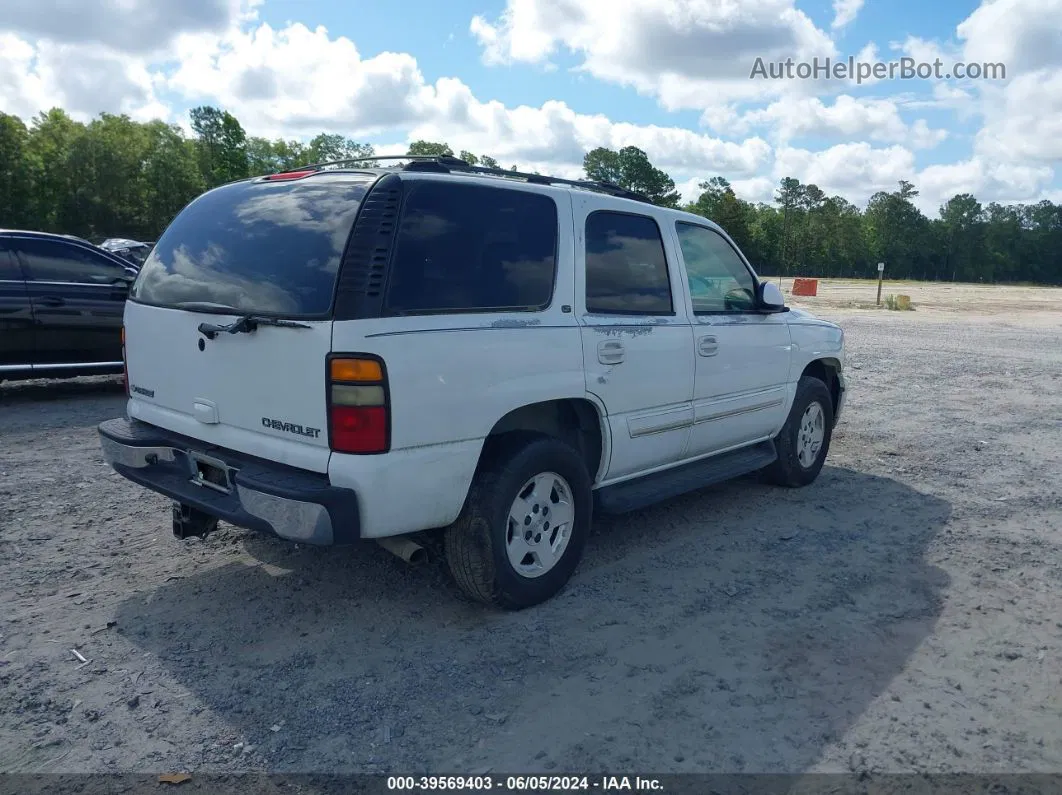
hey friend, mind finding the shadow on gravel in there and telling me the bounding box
[115,466,951,774]
[0,377,125,433]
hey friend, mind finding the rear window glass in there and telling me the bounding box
[130,174,372,317]
[384,180,558,315]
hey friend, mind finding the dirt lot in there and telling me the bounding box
[2,281,1061,779]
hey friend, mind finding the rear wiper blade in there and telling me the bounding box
[198,315,312,340]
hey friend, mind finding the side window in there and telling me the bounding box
[585,211,673,315]
[0,241,23,281]
[675,223,756,312]
[385,181,558,315]
[15,239,127,284]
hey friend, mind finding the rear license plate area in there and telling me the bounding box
[188,452,232,494]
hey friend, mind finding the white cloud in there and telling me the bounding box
[0,35,166,121]
[470,0,838,108]
[167,23,432,136]
[677,174,778,206]
[957,0,1062,73]
[973,69,1062,163]
[939,0,1062,168]
[731,176,779,204]
[773,142,917,200]
[702,95,947,148]
[160,21,775,178]
[2,0,259,54]
[916,157,1054,213]
[1,0,1061,219]
[831,0,865,30]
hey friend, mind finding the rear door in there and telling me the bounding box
[12,236,131,365]
[0,239,35,369]
[574,199,696,482]
[123,171,376,473]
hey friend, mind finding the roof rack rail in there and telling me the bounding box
[280,154,653,204]
[297,154,469,172]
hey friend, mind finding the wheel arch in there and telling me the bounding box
[800,357,842,413]
[478,397,609,485]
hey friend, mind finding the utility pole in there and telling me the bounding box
[876,261,885,305]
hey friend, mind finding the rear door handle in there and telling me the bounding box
[37,296,65,307]
[597,339,625,364]
[697,335,718,357]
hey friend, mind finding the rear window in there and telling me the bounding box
[130,173,372,317]
[384,179,558,315]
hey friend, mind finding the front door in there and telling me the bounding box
[574,199,696,482]
[670,221,793,457]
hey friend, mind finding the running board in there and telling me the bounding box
[593,440,777,515]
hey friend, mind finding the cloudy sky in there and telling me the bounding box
[1,0,1060,214]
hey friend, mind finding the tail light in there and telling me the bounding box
[327,355,389,454]
[121,326,129,396]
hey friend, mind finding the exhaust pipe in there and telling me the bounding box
[376,535,427,566]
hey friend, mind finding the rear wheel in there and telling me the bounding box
[444,436,592,610]
[762,375,834,487]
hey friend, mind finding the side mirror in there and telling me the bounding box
[758,281,785,311]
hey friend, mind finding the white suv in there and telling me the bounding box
[98,156,846,610]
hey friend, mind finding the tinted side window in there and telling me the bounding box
[385,181,557,315]
[676,223,756,312]
[585,211,673,315]
[0,241,23,281]
[16,239,127,284]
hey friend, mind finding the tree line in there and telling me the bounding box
[1,106,1059,285]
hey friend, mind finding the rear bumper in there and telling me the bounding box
[98,418,359,545]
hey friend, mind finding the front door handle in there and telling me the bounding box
[697,335,718,357]
[37,296,65,307]
[597,339,625,364]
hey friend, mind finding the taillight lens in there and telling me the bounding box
[327,356,388,454]
[121,326,129,396]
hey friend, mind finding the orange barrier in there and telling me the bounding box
[791,278,818,296]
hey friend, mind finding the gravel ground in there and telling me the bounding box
[1,298,1061,779]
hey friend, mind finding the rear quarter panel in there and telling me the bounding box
[327,186,594,535]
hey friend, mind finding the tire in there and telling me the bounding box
[762,375,834,488]
[444,435,592,610]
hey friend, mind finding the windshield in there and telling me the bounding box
[129,173,373,317]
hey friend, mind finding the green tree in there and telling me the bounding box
[0,113,32,228]
[686,176,751,252]
[774,177,803,276]
[864,180,932,280]
[189,105,248,186]
[582,145,680,207]
[3,103,1062,286]
[140,121,205,237]
[939,193,984,281]
[306,133,373,166]
[406,140,453,157]
[23,108,85,232]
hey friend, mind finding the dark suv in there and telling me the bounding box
[0,230,138,383]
